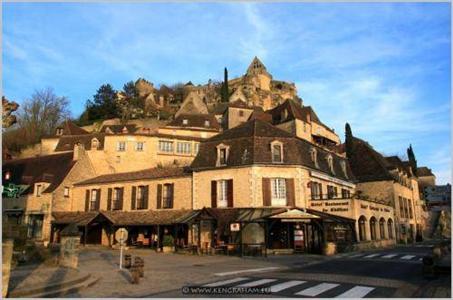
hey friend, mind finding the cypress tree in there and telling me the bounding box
[345,123,353,158]
[221,67,229,102]
[407,144,418,175]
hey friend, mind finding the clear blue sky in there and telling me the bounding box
[3,2,451,184]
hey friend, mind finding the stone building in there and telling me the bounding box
[2,58,434,254]
[345,135,426,243]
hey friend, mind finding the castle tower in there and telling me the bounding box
[245,56,272,91]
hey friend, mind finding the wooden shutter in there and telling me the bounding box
[286,178,295,207]
[211,181,217,208]
[96,189,101,210]
[107,188,112,211]
[119,187,124,210]
[156,184,162,209]
[144,185,149,209]
[131,186,136,210]
[85,190,90,211]
[169,184,174,208]
[227,180,233,207]
[262,178,271,206]
[319,183,323,199]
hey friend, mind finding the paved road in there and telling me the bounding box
[147,244,438,298]
[63,243,448,298]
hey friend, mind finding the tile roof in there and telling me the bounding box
[52,211,99,225]
[100,124,138,134]
[417,166,435,177]
[191,119,354,181]
[102,209,195,226]
[385,156,413,175]
[166,114,220,131]
[2,152,76,194]
[75,167,191,186]
[267,99,335,134]
[57,120,89,136]
[55,133,105,152]
[210,103,229,115]
[346,137,395,182]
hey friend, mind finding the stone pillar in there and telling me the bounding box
[2,239,14,298]
[59,224,81,269]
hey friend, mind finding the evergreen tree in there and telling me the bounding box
[407,144,418,175]
[83,84,119,122]
[345,123,353,158]
[221,67,229,102]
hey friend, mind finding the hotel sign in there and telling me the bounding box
[310,200,351,214]
[360,204,392,213]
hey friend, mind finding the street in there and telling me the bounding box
[149,244,435,298]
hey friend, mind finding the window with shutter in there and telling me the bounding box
[271,178,287,206]
[262,178,271,206]
[227,180,233,207]
[217,180,228,208]
[107,188,112,211]
[131,187,137,210]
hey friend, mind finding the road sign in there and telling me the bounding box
[115,228,128,244]
[115,228,128,270]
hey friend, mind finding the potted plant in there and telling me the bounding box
[162,235,175,253]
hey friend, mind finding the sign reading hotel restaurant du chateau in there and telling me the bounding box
[310,200,350,213]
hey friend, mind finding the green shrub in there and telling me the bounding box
[162,235,174,247]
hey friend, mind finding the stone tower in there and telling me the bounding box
[245,56,272,91]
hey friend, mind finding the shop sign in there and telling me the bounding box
[230,223,240,232]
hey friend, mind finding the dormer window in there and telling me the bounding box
[91,138,99,150]
[327,155,334,173]
[204,120,210,127]
[182,119,188,125]
[56,128,64,136]
[216,144,229,166]
[341,161,348,178]
[271,141,283,163]
[36,184,43,197]
[122,126,128,134]
[310,148,318,168]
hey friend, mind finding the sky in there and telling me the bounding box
[3,2,451,184]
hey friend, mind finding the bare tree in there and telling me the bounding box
[17,88,70,144]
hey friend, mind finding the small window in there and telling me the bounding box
[341,188,350,199]
[91,138,99,150]
[136,142,144,152]
[36,184,42,197]
[327,185,337,199]
[219,148,227,165]
[117,141,126,152]
[271,178,287,206]
[216,144,229,166]
[159,140,174,153]
[56,128,64,136]
[162,184,174,209]
[176,142,192,154]
[310,148,318,167]
[204,120,210,127]
[311,182,322,200]
[327,155,334,173]
[90,190,97,211]
[217,180,228,208]
[272,143,283,163]
[136,186,146,209]
[64,187,70,197]
[239,110,244,117]
[113,188,122,210]
[182,119,188,125]
[341,161,348,178]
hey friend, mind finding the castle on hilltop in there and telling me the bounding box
[121,57,299,116]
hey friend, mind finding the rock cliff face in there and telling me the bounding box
[2,96,19,128]
[128,57,299,115]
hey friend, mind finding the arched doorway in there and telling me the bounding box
[379,218,386,239]
[387,219,394,239]
[358,216,367,241]
[369,217,377,240]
